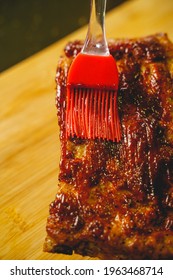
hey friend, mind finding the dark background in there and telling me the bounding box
[0,0,126,72]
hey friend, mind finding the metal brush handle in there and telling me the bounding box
[82,0,110,56]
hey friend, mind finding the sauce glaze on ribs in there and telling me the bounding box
[44,33,173,259]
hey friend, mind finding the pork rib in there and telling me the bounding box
[44,33,173,259]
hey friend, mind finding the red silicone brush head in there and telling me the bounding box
[67,53,119,90]
[66,52,121,142]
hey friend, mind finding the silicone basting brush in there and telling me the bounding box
[66,0,121,141]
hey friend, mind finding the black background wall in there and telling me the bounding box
[0,0,126,72]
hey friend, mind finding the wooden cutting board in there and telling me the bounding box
[0,0,173,260]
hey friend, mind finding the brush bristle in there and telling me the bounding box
[66,87,121,142]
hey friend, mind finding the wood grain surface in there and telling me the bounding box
[0,0,173,260]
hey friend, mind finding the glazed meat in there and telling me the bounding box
[44,33,173,259]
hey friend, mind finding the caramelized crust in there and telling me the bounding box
[44,33,173,259]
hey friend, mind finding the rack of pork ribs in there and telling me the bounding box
[44,33,173,259]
